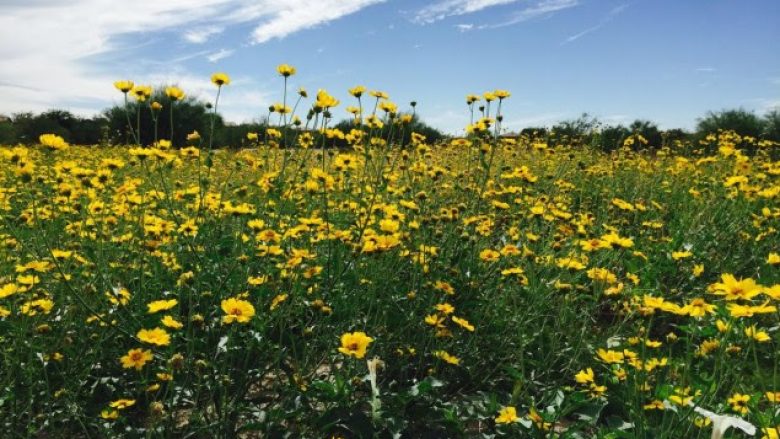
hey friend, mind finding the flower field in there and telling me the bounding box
[1,72,780,438]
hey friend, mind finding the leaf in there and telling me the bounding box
[573,400,607,424]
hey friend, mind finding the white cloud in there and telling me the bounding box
[490,0,579,28]
[0,0,383,120]
[562,3,626,44]
[417,0,579,30]
[207,49,235,63]
[413,0,522,24]
[183,25,225,44]
[248,0,386,44]
[696,67,716,73]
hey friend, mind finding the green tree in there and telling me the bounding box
[696,108,765,138]
[594,125,630,152]
[0,118,17,144]
[629,119,662,148]
[104,86,218,147]
[762,109,780,142]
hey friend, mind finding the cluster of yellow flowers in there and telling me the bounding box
[0,66,778,436]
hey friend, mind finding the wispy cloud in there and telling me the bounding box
[413,0,522,24]
[696,67,717,73]
[435,0,579,31]
[491,0,579,29]
[562,3,627,44]
[248,0,386,44]
[183,25,224,44]
[749,98,780,112]
[207,49,234,63]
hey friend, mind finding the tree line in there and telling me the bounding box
[1,88,778,150]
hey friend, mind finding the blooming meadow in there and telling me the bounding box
[1,66,779,438]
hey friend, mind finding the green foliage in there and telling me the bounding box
[104,87,218,148]
[628,120,662,148]
[696,108,765,139]
[332,113,447,147]
[0,119,17,145]
[550,113,600,144]
[762,109,780,141]
[593,125,630,152]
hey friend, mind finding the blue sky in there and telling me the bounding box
[1,0,778,134]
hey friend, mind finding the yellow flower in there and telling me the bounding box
[39,134,69,151]
[678,298,716,317]
[114,80,134,93]
[349,85,366,97]
[147,299,178,314]
[120,348,153,370]
[493,89,511,99]
[433,350,460,365]
[433,281,455,295]
[211,72,230,86]
[671,250,693,260]
[425,314,444,327]
[379,218,400,233]
[709,273,763,301]
[692,264,704,277]
[479,249,500,262]
[745,325,771,343]
[161,315,183,330]
[131,85,152,102]
[768,253,780,266]
[761,427,779,439]
[727,393,750,414]
[276,63,296,77]
[165,86,185,101]
[270,293,288,311]
[574,368,595,384]
[338,331,374,359]
[596,348,624,364]
[221,297,255,324]
[434,303,455,315]
[110,399,136,410]
[495,406,519,424]
[100,409,118,420]
[0,283,19,299]
[452,316,475,332]
[137,328,171,346]
[643,400,665,410]
[20,298,54,316]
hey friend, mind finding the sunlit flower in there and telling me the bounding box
[221,297,255,324]
[165,86,185,101]
[277,63,296,77]
[137,328,171,346]
[120,348,153,370]
[338,331,373,359]
[114,80,134,93]
[495,406,519,424]
[211,72,230,86]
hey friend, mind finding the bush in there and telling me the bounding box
[104,87,218,148]
[696,108,765,139]
[763,109,780,142]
